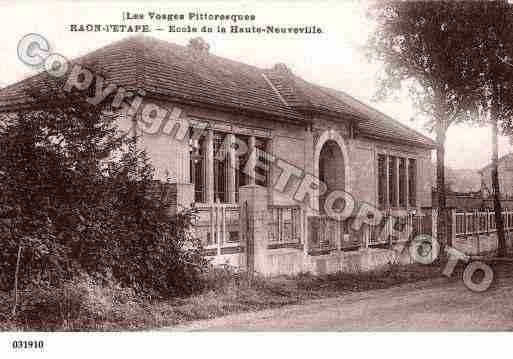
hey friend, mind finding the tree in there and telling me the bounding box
[367,1,482,247]
[0,82,207,298]
[463,0,513,257]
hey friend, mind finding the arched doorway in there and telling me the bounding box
[318,140,345,213]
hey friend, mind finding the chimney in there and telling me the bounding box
[188,37,210,55]
[273,62,292,74]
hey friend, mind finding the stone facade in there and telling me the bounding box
[0,35,438,276]
[132,100,433,212]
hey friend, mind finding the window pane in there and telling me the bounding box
[399,157,406,207]
[378,154,387,207]
[189,128,205,203]
[255,137,269,187]
[213,132,228,203]
[389,156,397,207]
[235,134,249,202]
[408,158,417,207]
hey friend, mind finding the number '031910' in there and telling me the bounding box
[12,340,44,349]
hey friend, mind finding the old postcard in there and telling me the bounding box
[0,0,512,357]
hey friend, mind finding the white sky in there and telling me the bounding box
[0,0,510,170]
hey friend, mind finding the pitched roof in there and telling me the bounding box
[478,153,513,173]
[318,86,436,147]
[264,65,365,120]
[0,35,436,148]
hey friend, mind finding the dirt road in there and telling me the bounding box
[166,275,513,331]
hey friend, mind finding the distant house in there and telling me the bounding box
[0,36,437,275]
[479,153,513,199]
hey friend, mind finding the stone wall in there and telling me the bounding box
[307,248,414,276]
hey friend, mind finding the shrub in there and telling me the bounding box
[200,264,246,294]
[13,275,155,331]
[0,91,207,298]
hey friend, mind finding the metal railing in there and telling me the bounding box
[454,209,513,237]
[307,216,361,253]
[369,210,433,245]
[308,209,434,253]
[193,203,241,253]
[268,205,302,245]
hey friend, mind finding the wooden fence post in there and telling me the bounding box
[451,208,456,246]
[302,205,308,257]
[336,219,342,251]
[475,209,480,255]
[216,206,221,255]
[243,201,254,277]
[209,207,216,253]
[431,208,438,238]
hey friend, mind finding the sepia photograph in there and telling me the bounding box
[0,0,513,357]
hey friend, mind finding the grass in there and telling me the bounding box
[6,259,509,331]
[147,260,513,329]
[147,262,446,329]
[294,262,446,296]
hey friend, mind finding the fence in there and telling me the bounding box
[308,209,435,254]
[193,203,306,255]
[267,205,303,248]
[307,216,362,253]
[449,208,513,255]
[192,201,436,260]
[369,210,434,246]
[193,203,241,255]
[454,209,513,237]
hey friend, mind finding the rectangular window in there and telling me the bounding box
[389,156,397,207]
[213,132,228,203]
[399,157,406,207]
[378,154,387,208]
[189,129,205,203]
[408,158,417,207]
[235,134,249,202]
[255,137,270,187]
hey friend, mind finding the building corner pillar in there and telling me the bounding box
[248,135,256,185]
[239,185,269,275]
[304,126,316,214]
[205,128,214,203]
[227,133,236,203]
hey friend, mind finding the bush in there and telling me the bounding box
[200,264,246,294]
[199,264,297,301]
[0,96,208,298]
[13,275,155,331]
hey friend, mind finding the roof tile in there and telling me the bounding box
[0,35,435,148]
